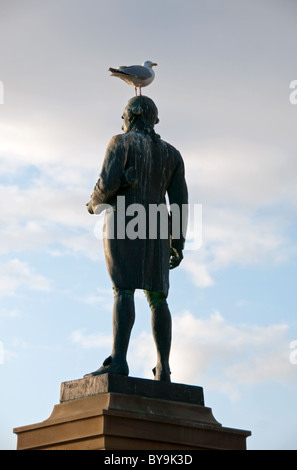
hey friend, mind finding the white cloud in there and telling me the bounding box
[181,258,214,288]
[69,310,296,401]
[0,308,19,318]
[130,311,296,400]
[208,208,292,268]
[0,111,106,175]
[186,140,297,209]
[181,204,295,287]
[75,287,114,313]
[182,138,297,288]
[0,182,102,258]
[0,259,51,296]
[171,311,295,398]
[0,344,18,365]
[0,184,91,227]
[71,329,112,349]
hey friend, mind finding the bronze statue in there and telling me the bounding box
[86,96,188,382]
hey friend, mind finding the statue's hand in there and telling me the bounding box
[169,247,183,270]
[86,201,94,214]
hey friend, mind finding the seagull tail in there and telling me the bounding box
[108,67,130,77]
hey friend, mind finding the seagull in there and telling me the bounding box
[108,60,157,96]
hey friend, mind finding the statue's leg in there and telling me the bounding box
[111,287,135,369]
[85,288,135,377]
[144,290,172,382]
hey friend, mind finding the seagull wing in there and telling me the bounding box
[113,65,153,80]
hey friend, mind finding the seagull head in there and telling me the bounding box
[142,60,158,68]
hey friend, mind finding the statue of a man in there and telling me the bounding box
[86,96,188,382]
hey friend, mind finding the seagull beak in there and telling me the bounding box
[152,63,158,67]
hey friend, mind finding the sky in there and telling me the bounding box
[1,0,297,450]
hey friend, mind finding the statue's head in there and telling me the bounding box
[122,96,159,134]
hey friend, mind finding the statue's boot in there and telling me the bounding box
[152,364,171,382]
[85,355,129,377]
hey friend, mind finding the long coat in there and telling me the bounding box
[90,130,188,297]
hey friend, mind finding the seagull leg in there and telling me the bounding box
[135,87,138,96]
[139,87,142,96]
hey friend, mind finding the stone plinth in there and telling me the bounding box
[13,374,251,450]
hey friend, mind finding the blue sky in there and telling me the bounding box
[1,0,297,450]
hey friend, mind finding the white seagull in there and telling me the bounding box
[108,60,157,96]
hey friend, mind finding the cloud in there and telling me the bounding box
[0,342,17,365]
[181,259,214,288]
[185,139,297,209]
[0,184,90,227]
[71,329,112,349]
[180,135,297,287]
[75,287,114,313]
[181,204,296,288]
[70,310,296,400]
[0,308,19,318]
[169,311,296,399]
[0,259,51,296]
[0,119,105,176]
[0,181,103,259]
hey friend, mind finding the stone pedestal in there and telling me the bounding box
[13,374,251,450]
